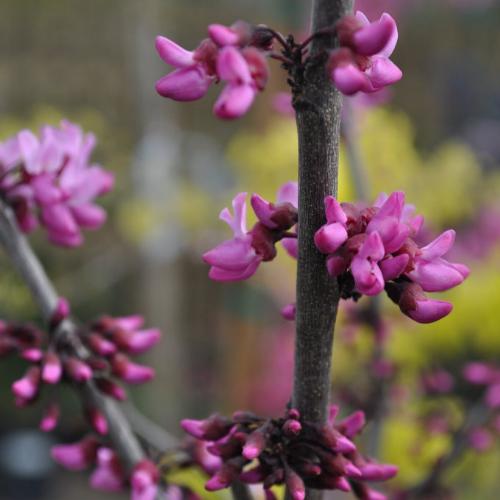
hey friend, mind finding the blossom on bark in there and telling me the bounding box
[203,182,298,282]
[329,11,402,95]
[155,21,270,119]
[315,191,469,323]
[181,406,397,498]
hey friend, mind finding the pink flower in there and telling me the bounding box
[40,402,60,432]
[351,232,385,295]
[203,193,262,282]
[1,121,113,247]
[131,460,159,500]
[111,354,155,384]
[407,230,470,292]
[329,11,402,95]
[204,184,298,282]
[214,47,268,119]
[12,366,41,401]
[51,436,99,470]
[314,196,348,254]
[89,447,125,492]
[155,36,215,101]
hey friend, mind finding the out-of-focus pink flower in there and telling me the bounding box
[89,447,125,492]
[329,11,402,95]
[51,436,99,470]
[468,427,493,452]
[39,402,60,432]
[111,354,155,384]
[131,460,159,500]
[12,366,41,400]
[0,121,113,247]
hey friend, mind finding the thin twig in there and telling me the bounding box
[0,200,145,471]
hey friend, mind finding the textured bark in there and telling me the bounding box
[293,0,353,429]
[0,201,145,471]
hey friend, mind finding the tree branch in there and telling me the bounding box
[292,2,352,498]
[0,200,145,471]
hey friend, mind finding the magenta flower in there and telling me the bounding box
[351,232,385,296]
[130,460,159,500]
[39,402,60,432]
[155,23,270,119]
[0,121,114,247]
[315,191,468,323]
[214,46,268,119]
[204,185,298,282]
[204,193,262,282]
[329,11,402,95]
[51,436,100,471]
[89,447,125,492]
[155,36,215,101]
[407,230,470,292]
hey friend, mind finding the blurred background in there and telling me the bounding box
[0,0,499,498]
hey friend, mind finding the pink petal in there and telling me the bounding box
[420,230,456,260]
[155,67,211,101]
[332,63,373,95]
[208,24,240,46]
[216,46,252,83]
[407,299,453,324]
[219,192,248,236]
[277,181,298,207]
[213,83,256,120]
[208,256,261,282]
[314,222,348,254]
[18,130,40,174]
[367,57,403,89]
[380,253,409,280]
[408,259,467,292]
[281,237,298,259]
[155,36,194,68]
[352,13,398,56]
[251,194,276,228]
[325,196,348,224]
[203,236,257,271]
[70,203,106,229]
[379,13,399,57]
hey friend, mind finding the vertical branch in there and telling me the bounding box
[292,0,353,427]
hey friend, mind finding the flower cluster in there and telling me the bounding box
[7,303,160,433]
[0,120,114,246]
[181,406,397,499]
[329,11,402,95]
[155,21,271,119]
[315,191,469,323]
[203,182,298,281]
[51,437,162,500]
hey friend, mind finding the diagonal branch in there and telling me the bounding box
[0,200,144,471]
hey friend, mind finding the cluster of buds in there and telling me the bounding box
[51,436,162,500]
[203,182,298,281]
[155,21,272,119]
[315,191,469,323]
[420,362,500,452]
[329,11,402,95]
[8,300,160,435]
[0,120,114,246]
[181,406,397,500]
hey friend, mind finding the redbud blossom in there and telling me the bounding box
[51,436,100,471]
[89,447,125,492]
[130,460,159,500]
[315,191,469,323]
[155,22,270,119]
[329,11,402,95]
[0,121,114,247]
[204,183,298,282]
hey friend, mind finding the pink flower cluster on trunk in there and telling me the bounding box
[315,192,469,323]
[329,11,402,95]
[203,182,298,281]
[155,21,271,119]
[0,120,114,246]
[181,406,397,499]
